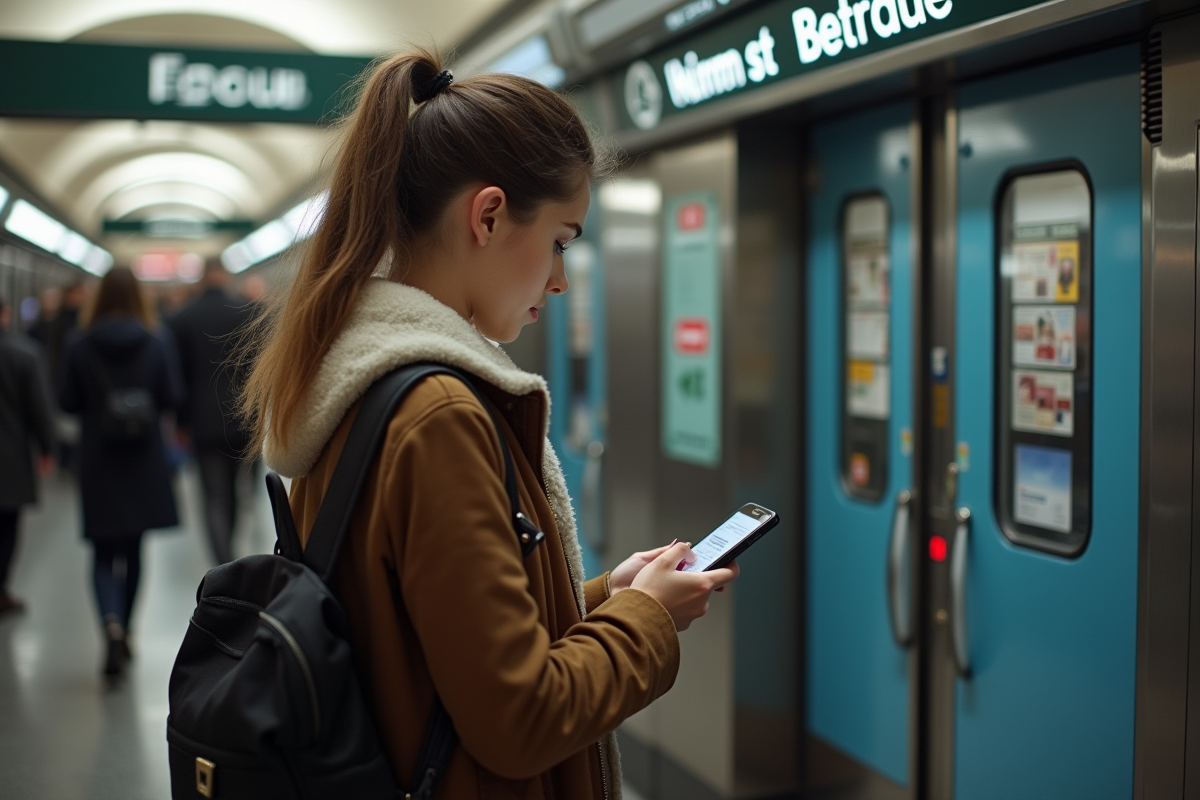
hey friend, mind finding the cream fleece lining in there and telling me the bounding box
[262,277,622,797]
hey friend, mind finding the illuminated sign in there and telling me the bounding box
[0,40,371,123]
[618,0,1049,129]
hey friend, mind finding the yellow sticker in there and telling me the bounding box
[849,360,875,382]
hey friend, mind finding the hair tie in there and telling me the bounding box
[418,69,454,103]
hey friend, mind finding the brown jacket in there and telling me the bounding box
[273,280,680,799]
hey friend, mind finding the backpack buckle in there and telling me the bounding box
[195,757,215,797]
[514,513,545,557]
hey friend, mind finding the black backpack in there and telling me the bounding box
[166,363,545,799]
[84,338,157,446]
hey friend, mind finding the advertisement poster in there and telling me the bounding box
[1013,306,1076,369]
[847,310,889,360]
[847,252,889,306]
[847,360,889,419]
[1012,240,1080,303]
[1014,444,1073,533]
[1012,369,1074,436]
[662,193,721,466]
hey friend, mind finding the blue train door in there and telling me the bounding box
[546,203,607,579]
[806,102,917,798]
[937,47,1142,798]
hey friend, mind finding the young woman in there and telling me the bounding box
[242,50,738,799]
[59,267,181,678]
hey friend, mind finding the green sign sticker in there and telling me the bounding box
[662,192,722,467]
[0,39,372,124]
[619,0,1051,130]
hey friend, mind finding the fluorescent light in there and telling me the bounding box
[488,35,565,88]
[82,246,113,276]
[222,191,329,273]
[0,185,9,215]
[281,191,329,238]
[5,199,67,253]
[600,180,662,214]
[57,230,92,266]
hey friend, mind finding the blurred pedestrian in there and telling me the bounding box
[169,259,256,564]
[0,293,54,615]
[58,267,181,678]
[26,286,61,345]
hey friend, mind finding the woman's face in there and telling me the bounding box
[468,186,591,343]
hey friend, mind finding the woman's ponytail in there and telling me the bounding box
[240,46,599,458]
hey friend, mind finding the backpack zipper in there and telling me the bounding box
[259,611,321,740]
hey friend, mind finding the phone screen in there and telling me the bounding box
[682,506,775,572]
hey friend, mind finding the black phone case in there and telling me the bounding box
[703,513,781,571]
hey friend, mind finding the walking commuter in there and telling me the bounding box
[241,50,738,799]
[58,267,181,678]
[169,259,256,564]
[0,294,54,615]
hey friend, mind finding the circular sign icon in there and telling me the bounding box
[624,60,662,131]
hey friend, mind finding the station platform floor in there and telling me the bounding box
[0,466,646,800]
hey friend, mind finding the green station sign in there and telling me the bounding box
[102,218,257,238]
[617,0,1052,130]
[0,39,372,123]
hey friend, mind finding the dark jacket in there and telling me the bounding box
[0,331,54,510]
[168,287,255,455]
[58,317,182,539]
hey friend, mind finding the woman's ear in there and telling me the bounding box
[469,186,507,247]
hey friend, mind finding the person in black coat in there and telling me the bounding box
[58,267,182,677]
[168,260,256,565]
[0,294,54,615]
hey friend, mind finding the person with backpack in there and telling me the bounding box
[235,50,739,800]
[59,266,182,678]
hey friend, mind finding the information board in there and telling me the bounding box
[662,192,721,466]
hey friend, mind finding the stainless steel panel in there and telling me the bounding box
[1137,14,1200,799]
[651,132,739,796]
[601,163,665,756]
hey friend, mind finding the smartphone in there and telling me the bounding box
[681,503,779,573]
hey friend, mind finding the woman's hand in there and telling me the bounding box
[609,543,676,594]
[630,542,739,631]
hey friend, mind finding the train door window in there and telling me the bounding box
[564,241,596,450]
[841,194,890,502]
[995,168,1092,555]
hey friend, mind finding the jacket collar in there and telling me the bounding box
[265,278,550,479]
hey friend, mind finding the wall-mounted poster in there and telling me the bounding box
[1013,306,1076,369]
[1014,444,1072,533]
[847,310,889,360]
[1012,239,1080,303]
[1012,369,1074,436]
[847,360,889,419]
[847,252,889,306]
[662,193,721,466]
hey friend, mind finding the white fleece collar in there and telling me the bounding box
[264,279,548,477]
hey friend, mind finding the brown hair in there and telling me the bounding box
[240,47,599,456]
[83,266,156,329]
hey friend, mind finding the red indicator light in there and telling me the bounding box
[929,535,948,562]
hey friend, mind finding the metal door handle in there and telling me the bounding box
[950,507,971,677]
[886,490,913,647]
[581,440,605,553]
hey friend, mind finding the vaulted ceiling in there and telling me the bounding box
[0,2,511,269]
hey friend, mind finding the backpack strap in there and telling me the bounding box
[300,362,544,583]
